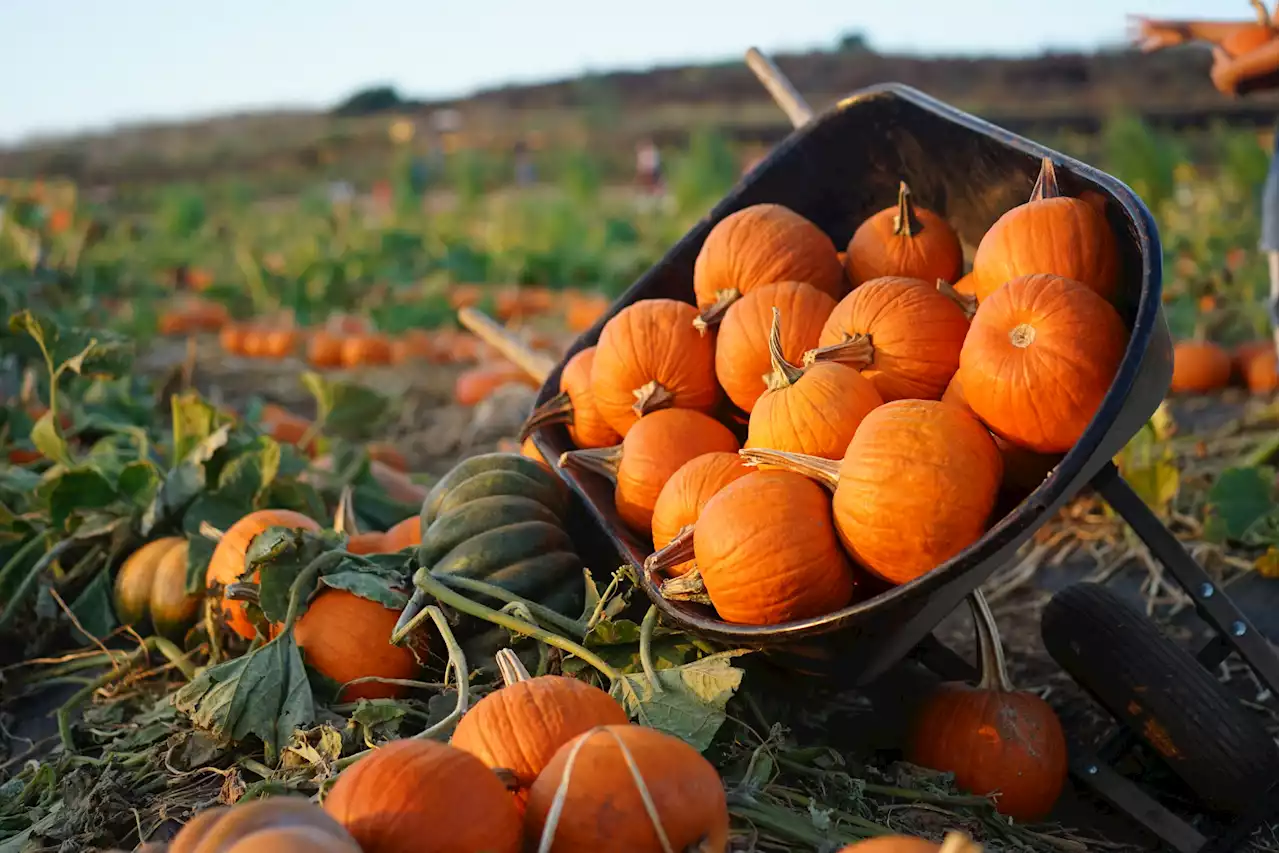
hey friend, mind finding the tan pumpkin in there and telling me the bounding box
[520,346,621,449]
[168,797,360,853]
[649,452,754,576]
[845,181,963,287]
[113,537,203,641]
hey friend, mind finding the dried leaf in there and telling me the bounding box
[610,650,747,752]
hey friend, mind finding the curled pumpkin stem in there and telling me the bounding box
[631,380,676,419]
[969,590,1014,692]
[801,333,873,370]
[434,573,588,637]
[937,279,977,320]
[519,390,573,442]
[1029,156,1061,202]
[762,307,805,390]
[559,445,622,481]
[892,180,923,237]
[692,289,741,335]
[644,526,695,577]
[737,447,840,490]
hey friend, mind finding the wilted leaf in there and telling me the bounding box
[170,392,228,466]
[61,337,132,379]
[346,698,408,744]
[30,411,72,467]
[281,725,344,771]
[610,650,747,752]
[1203,466,1278,545]
[250,530,346,623]
[1254,548,1278,579]
[1115,422,1179,516]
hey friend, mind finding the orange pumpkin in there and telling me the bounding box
[957,273,1127,453]
[323,738,521,853]
[971,157,1120,303]
[589,299,720,436]
[837,832,979,852]
[714,281,836,413]
[845,181,963,287]
[261,328,299,359]
[560,408,738,535]
[525,724,729,853]
[1237,340,1279,394]
[241,327,270,358]
[649,452,754,576]
[454,363,538,406]
[381,516,421,551]
[366,442,407,472]
[392,328,436,363]
[1221,22,1276,57]
[339,334,393,368]
[741,401,1001,586]
[647,470,856,624]
[259,403,317,456]
[220,324,248,356]
[307,331,347,368]
[943,376,1060,496]
[451,649,629,813]
[1170,341,1232,394]
[519,436,550,469]
[521,347,621,448]
[206,509,322,640]
[294,588,421,702]
[805,276,970,402]
[565,292,610,332]
[692,203,845,329]
[747,307,883,459]
[344,531,389,554]
[448,284,485,311]
[168,797,361,853]
[908,593,1068,822]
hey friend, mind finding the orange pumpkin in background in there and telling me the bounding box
[845,181,963,287]
[307,330,347,368]
[1171,340,1233,394]
[219,323,248,355]
[259,403,317,456]
[1235,340,1279,394]
[454,363,538,406]
[520,347,621,449]
[649,451,754,576]
[381,516,421,552]
[340,334,393,368]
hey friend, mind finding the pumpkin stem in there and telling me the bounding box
[198,521,225,543]
[559,445,622,482]
[763,307,806,391]
[632,380,677,419]
[938,831,983,853]
[692,289,741,335]
[495,647,532,686]
[801,333,873,370]
[892,180,923,237]
[937,279,977,320]
[737,447,840,491]
[1251,0,1272,27]
[333,485,361,535]
[223,582,260,603]
[969,590,1014,693]
[1029,157,1062,202]
[519,390,573,442]
[658,567,711,605]
[644,526,696,576]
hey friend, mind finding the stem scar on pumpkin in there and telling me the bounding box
[892,180,923,237]
[631,380,676,419]
[1009,323,1037,348]
[801,333,874,369]
[937,278,977,320]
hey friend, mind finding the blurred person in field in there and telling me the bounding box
[635,138,663,195]
[1132,3,1279,344]
[513,139,536,187]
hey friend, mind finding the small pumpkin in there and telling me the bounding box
[114,537,203,641]
[295,588,421,701]
[307,331,346,368]
[520,347,621,448]
[451,649,629,812]
[381,515,421,552]
[907,592,1068,822]
[219,324,248,356]
[971,157,1121,303]
[169,797,361,853]
[1170,340,1232,394]
[647,470,856,624]
[649,452,754,576]
[956,273,1127,453]
[741,400,1001,586]
[524,724,729,853]
[259,403,317,456]
[845,181,963,287]
[206,509,322,640]
[339,334,393,368]
[805,276,970,401]
[565,291,610,332]
[589,299,720,436]
[1238,340,1279,394]
[747,307,883,459]
[454,363,537,406]
[714,281,836,413]
[560,408,739,535]
[692,203,845,329]
[324,738,522,853]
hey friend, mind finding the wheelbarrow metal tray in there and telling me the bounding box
[531,83,1172,686]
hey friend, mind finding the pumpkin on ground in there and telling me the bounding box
[339,334,394,368]
[589,299,720,436]
[907,592,1068,822]
[1170,340,1232,394]
[956,273,1127,454]
[307,331,346,368]
[168,797,361,853]
[206,509,322,640]
[741,400,1001,586]
[713,281,836,413]
[747,308,883,460]
[649,452,754,577]
[560,408,739,535]
[294,588,421,702]
[524,724,729,853]
[323,738,522,853]
[805,276,970,402]
[691,203,845,331]
[520,346,621,448]
[258,404,317,456]
[647,470,856,624]
[970,157,1121,303]
[845,181,963,287]
[113,537,203,641]
[1240,342,1279,395]
[450,649,629,813]
[454,362,538,406]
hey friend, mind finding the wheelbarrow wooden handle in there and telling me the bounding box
[745,47,814,129]
[456,306,555,385]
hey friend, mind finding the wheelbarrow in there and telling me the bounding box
[504,48,1277,852]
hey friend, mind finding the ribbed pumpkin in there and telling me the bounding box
[908,593,1068,822]
[113,537,203,641]
[714,281,836,412]
[747,308,883,459]
[520,346,621,448]
[206,509,322,640]
[647,470,856,624]
[837,832,980,853]
[525,724,729,853]
[1170,340,1232,394]
[845,181,963,287]
[324,739,521,853]
[589,299,720,436]
[560,408,739,535]
[956,273,1127,454]
[971,157,1121,303]
[450,649,629,813]
[169,798,361,853]
[942,376,1060,495]
[649,452,754,576]
[804,276,970,401]
[692,203,845,330]
[294,588,421,702]
[741,401,1001,586]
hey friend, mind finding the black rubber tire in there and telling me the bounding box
[1041,582,1277,816]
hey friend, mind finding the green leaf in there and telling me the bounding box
[170,392,224,466]
[30,411,72,467]
[320,570,409,611]
[217,436,282,506]
[250,530,345,623]
[609,650,747,752]
[182,492,257,593]
[1115,421,1179,516]
[142,425,232,535]
[300,372,335,426]
[1204,466,1279,546]
[48,468,117,530]
[346,698,408,743]
[68,566,118,639]
[567,614,700,675]
[117,461,162,509]
[301,372,390,441]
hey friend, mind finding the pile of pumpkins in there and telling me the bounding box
[1171,337,1278,396]
[448,283,611,333]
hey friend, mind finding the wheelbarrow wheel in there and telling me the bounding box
[1041,582,1277,816]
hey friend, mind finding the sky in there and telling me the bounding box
[0,0,1244,144]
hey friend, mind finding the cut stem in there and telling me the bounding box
[333,485,360,535]
[659,567,711,605]
[692,289,741,335]
[802,333,873,370]
[968,590,1013,692]
[519,391,573,442]
[762,307,805,391]
[1029,157,1061,202]
[892,180,922,237]
[939,831,983,853]
[737,447,840,490]
[559,444,622,481]
[937,279,977,320]
[631,380,676,419]
[496,647,531,685]
[644,526,695,576]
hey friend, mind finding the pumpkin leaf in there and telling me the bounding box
[141,424,231,535]
[320,570,409,611]
[1203,466,1278,545]
[570,614,700,675]
[1114,420,1180,516]
[217,436,282,505]
[1254,548,1278,579]
[248,528,345,624]
[68,566,118,640]
[30,411,72,468]
[117,461,162,509]
[48,467,117,530]
[301,372,391,442]
[610,650,748,752]
[170,392,227,467]
[346,698,408,744]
